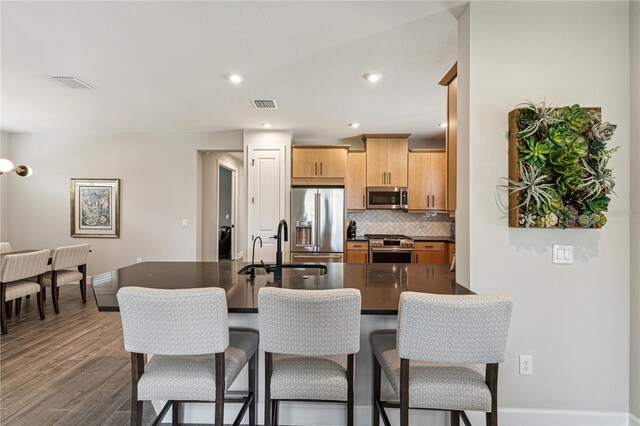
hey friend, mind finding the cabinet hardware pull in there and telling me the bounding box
[315,162,318,175]
[432,195,435,207]
[383,172,386,184]
[362,194,365,207]
[320,162,323,175]
[427,195,430,207]
[388,172,391,184]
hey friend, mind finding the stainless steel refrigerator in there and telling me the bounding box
[290,187,344,262]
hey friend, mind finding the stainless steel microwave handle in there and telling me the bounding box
[314,162,318,175]
[362,194,365,207]
[388,172,391,185]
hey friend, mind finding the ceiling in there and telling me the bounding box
[1,1,463,140]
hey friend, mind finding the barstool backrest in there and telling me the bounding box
[259,287,361,356]
[0,242,12,254]
[117,287,229,355]
[397,292,512,364]
[51,244,91,271]
[0,249,50,282]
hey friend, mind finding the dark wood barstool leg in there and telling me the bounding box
[451,410,461,426]
[51,271,60,314]
[131,353,144,426]
[172,401,180,425]
[5,300,12,318]
[248,350,257,426]
[486,363,499,426]
[400,358,410,426]
[264,352,272,426]
[79,264,87,303]
[215,352,225,426]
[347,353,354,426]
[1,283,7,335]
[373,354,382,426]
[15,298,22,315]
[272,400,279,426]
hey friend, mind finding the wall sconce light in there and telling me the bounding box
[0,159,33,177]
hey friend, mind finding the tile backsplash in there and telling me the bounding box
[346,210,453,237]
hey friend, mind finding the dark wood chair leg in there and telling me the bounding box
[248,350,257,426]
[25,294,30,299]
[347,353,354,426]
[15,297,21,315]
[264,352,272,426]
[400,358,410,426]
[79,264,87,303]
[5,300,12,318]
[215,352,225,426]
[172,401,180,425]
[37,289,45,320]
[373,353,381,426]
[42,286,46,300]
[272,400,279,426]
[1,283,7,335]
[451,410,461,426]
[486,363,499,426]
[131,353,145,426]
[51,271,60,314]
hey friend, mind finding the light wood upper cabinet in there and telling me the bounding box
[346,150,367,211]
[408,151,447,211]
[291,146,347,183]
[363,135,409,187]
[439,64,457,212]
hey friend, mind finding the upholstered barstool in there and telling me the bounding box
[0,242,12,254]
[371,292,513,426]
[0,249,50,334]
[258,287,361,426]
[43,244,90,313]
[117,287,258,426]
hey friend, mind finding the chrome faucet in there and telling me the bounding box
[249,236,263,279]
[272,219,288,280]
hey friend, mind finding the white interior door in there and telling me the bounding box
[249,148,284,263]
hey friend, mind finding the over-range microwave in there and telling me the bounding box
[366,187,408,210]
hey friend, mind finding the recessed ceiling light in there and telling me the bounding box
[439,122,447,128]
[363,73,382,83]
[348,123,361,129]
[263,123,271,128]
[227,74,244,84]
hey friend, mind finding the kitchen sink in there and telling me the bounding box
[237,263,328,276]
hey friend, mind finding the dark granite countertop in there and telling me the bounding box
[92,261,469,315]
[410,236,455,243]
[346,236,369,242]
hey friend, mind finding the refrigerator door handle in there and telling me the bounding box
[315,192,320,252]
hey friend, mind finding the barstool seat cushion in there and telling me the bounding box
[42,270,83,286]
[138,330,258,401]
[4,280,41,301]
[270,353,348,401]
[371,332,491,412]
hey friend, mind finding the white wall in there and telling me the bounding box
[200,150,245,261]
[3,131,242,275]
[0,131,12,241]
[460,0,630,416]
[630,0,640,419]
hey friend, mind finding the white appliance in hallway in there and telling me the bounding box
[291,187,344,262]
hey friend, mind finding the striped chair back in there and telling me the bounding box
[51,244,91,271]
[0,249,50,283]
[0,242,12,254]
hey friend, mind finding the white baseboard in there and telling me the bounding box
[155,402,633,426]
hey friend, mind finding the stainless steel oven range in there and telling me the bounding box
[365,234,414,263]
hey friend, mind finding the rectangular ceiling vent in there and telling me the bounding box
[50,76,94,89]
[250,99,278,110]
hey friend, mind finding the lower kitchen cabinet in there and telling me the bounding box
[413,241,446,264]
[448,242,456,264]
[346,241,369,263]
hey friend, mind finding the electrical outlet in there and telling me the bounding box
[136,258,142,263]
[182,219,188,227]
[226,214,230,220]
[519,355,533,375]
[552,244,573,264]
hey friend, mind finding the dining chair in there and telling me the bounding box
[117,287,258,426]
[258,287,361,426]
[0,249,50,335]
[371,292,513,426]
[43,243,90,313]
[0,242,12,254]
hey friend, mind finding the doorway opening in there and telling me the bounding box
[217,162,235,261]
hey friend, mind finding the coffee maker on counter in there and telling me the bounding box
[346,220,357,239]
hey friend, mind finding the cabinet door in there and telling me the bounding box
[346,152,367,210]
[292,148,318,178]
[318,148,347,178]
[414,251,432,264]
[366,138,387,186]
[431,250,446,264]
[429,152,447,210]
[386,138,408,187]
[346,250,368,263]
[408,152,429,210]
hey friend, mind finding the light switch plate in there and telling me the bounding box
[552,244,573,264]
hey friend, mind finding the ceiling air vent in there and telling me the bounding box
[250,99,278,110]
[50,76,94,89]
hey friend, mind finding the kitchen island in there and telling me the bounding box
[91,262,471,425]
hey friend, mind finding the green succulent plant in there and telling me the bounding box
[578,213,600,228]
[545,126,570,147]
[515,100,563,138]
[502,162,561,215]
[518,137,550,167]
[580,193,610,214]
[557,205,579,228]
[578,156,616,198]
[559,104,591,133]
[519,213,537,228]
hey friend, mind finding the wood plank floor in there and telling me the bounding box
[0,284,160,426]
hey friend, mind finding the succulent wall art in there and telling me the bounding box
[503,101,619,228]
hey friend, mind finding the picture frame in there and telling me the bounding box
[70,178,120,238]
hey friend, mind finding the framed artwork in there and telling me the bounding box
[70,178,120,238]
